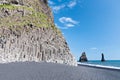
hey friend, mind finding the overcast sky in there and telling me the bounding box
[49,0,120,60]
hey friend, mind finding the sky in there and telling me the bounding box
[48,0,120,60]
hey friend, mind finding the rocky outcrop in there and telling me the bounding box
[0,0,77,66]
[101,53,105,62]
[79,52,88,62]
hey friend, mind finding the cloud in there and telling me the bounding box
[58,0,62,2]
[50,0,81,14]
[55,23,68,29]
[59,17,78,24]
[90,47,98,50]
[58,17,79,29]
[65,24,74,27]
[68,0,77,8]
[52,4,65,13]
[48,0,55,5]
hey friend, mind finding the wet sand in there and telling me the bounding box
[0,62,120,80]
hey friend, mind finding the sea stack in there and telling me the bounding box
[79,52,88,62]
[101,53,105,62]
[0,0,77,66]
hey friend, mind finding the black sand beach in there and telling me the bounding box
[0,62,120,80]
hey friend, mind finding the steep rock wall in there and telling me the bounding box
[0,0,77,66]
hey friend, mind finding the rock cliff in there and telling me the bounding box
[79,52,88,62]
[0,0,77,66]
[101,53,105,62]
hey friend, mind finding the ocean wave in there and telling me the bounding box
[77,62,120,70]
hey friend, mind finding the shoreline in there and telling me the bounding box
[78,62,120,71]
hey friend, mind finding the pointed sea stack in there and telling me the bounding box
[101,53,105,62]
[79,52,88,62]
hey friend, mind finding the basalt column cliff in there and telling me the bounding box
[0,0,77,66]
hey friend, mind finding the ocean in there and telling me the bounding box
[86,60,120,67]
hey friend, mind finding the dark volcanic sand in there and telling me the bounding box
[0,62,120,80]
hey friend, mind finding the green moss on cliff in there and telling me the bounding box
[0,4,50,27]
[0,4,15,9]
[0,4,33,11]
[0,2,61,34]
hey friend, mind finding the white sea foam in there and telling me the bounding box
[77,62,120,70]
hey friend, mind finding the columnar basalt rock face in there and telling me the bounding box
[0,0,77,66]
